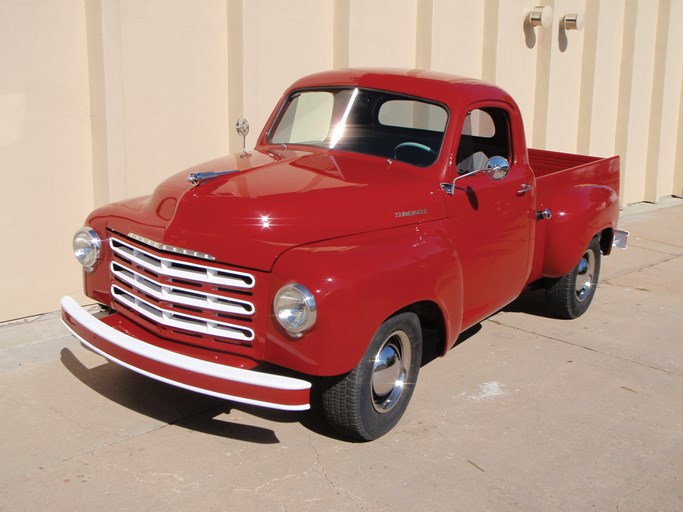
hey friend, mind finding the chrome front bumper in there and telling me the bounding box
[60,296,311,411]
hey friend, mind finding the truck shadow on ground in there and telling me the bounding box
[60,290,557,444]
[59,347,350,442]
[58,343,456,444]
[59,347,299,444]
[501,287,560,319]
[58,287,560,445]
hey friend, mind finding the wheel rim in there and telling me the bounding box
[371,330,412,414]
[574,249,596,302]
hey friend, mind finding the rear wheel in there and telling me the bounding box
[322,312,422,441]
[545,237,602,319]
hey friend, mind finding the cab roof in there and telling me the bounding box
[286,69,514,107]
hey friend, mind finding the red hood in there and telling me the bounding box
[94,149,445,271]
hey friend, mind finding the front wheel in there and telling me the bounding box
[545,237,602,319]
[322,312,422,441]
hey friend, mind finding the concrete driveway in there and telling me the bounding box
[1,199,682,512]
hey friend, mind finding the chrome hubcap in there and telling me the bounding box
[574,250,596,302]
[371,330,411,414]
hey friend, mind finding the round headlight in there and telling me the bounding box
[273,283,317,337]
[73,227,102,271]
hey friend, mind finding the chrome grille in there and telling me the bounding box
[109,236,256,345]
[111,262,254,316]
[111,285,254,343]
[110,237,254,289]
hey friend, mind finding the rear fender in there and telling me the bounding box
[543,184,619,277]
[267,221,463,377]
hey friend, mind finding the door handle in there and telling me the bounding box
[517,184,532,195]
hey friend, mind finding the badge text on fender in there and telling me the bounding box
[394,209,428,219]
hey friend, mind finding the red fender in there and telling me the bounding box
[266,220,464,376]
[542,184,619,277]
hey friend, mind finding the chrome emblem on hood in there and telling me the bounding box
[127,233,216,261]
[187,170,239,186]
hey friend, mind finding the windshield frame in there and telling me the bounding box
[265,86,450,168]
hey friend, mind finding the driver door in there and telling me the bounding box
[445,105,535,329]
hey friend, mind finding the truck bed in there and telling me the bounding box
[527,148,621,283]
[530,148,620,205]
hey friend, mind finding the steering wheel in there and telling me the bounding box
[392,142,438,166]
[393,142,436,158]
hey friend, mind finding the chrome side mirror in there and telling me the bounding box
[485,156,510,180]
[440,155,511,195]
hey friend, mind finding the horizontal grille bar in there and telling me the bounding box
[112,285,255,343]
[111,262,255,316]
[111,262,254,315]
[110,238,254,289]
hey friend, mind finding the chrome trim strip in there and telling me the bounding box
[187,169,239,186]
[111,237,254,289]
[111,262,255,316]
[112,285,255,343]
[60,296,310,411]
[127,232,216,261]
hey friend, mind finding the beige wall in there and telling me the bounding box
[1,0,682,322]
[0,1,93,322]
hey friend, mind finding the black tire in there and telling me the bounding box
[322,312,422,441]
[545,237,602,319]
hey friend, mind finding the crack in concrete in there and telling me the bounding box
[233,465,316,496]
[615,477,651,511]
[603,253,682,284]
[82,458,203,495]
[487,318,675,376]
[13,404,219,483]
[307,433,335,491]
[627,237,683,252]
[306,433,375,512]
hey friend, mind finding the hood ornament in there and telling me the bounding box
[187,169,239,186]
[187,117,251,185]
[236,117,251,156]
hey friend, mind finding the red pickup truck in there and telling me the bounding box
[62,69,627,440]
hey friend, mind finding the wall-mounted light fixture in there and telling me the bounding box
[562,12,585,31]
[526,5,553,28]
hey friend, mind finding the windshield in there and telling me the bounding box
[268,88,448,167]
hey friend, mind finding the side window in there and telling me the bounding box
[377,99,448,167]
[460,109,495,138]
[456,107,511,174]
[378,100,447,132]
